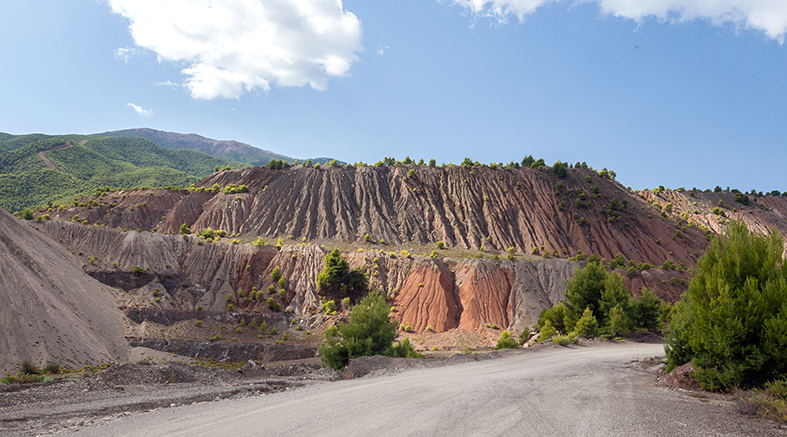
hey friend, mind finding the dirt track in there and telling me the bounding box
[59,343,785,436]
[37,141,73,171]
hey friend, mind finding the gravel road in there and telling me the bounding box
[71,342,784,436]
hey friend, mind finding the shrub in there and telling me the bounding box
[536,302,567,333]
[538,320,557,343]
[317,249,369,302]
[319,290,421,371]
[43,361,60,374]
[436,241,445,250]
[131,266,145,274]
[665,221,787,391]
[629,288,665,332]
[494,331,519,350]
[552,161,568,179]
[605,304,631,338]
[227,304,234,311]
[194,320,203,327]
[269,327,277,335]
[271,266,282,282]
[573,307,598,338]
[266,298,282,312]
[552,333,579,346]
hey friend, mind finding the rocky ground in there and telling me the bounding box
[6,335,765,437]
[0,340,582,436]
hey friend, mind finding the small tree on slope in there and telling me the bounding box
[319,290,420,371]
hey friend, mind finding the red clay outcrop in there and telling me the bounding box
[391,263,460,333]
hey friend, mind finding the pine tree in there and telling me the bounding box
[665,221,787,390]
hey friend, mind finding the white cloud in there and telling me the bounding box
[108,0,363,99]
[127,103,153,116]
[113,47,140,62]
[450,0,787,42]
[154,80,180,87]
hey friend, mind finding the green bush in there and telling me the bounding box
[436,241,445,250]
[538,320,557,343]
[179,224,191,234]
[266,298,281,312]
[629,288,665,332]
[131,265,145,274]
[271,266,281,282]
[43,361,60,374]
[319,290,421,371]
[494,331,519,350]
[552,161,568,179]
[535,302,566,333]
[605,304,631,338]
[574,307,598,338]
[317,249,368,302]
[552,333,579,346]
[665,221,787,391]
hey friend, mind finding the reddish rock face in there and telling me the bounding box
[454,261,514,330]
[392,263,460,333]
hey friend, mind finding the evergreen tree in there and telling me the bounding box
[665,221,787,390]
[319,290,419,371]
[574,307,598,338]
[317,249,369,302]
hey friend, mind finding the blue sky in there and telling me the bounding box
[1,1,786,192]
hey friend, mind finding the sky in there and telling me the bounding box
[1,0,786,192]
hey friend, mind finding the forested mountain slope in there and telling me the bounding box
[0,135,237,212]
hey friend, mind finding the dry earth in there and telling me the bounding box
[1,341,777,437]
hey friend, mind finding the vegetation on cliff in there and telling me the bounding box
[319,290,420,371]
[317,249,369,303]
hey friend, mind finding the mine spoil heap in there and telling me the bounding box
[11,163,787,366]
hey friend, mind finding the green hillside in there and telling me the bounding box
[0,135,239,212]
[101,128,291,166]
[99,128,343,166]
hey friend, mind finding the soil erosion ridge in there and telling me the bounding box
[14,163,787,368]
[0,207,130,372]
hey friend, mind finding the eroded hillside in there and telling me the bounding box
[0,208,130,372]
[17,163,787,364]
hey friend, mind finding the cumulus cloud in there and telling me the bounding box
[108,0,363,99]
[127,103,153,116]
[450,0,787,42]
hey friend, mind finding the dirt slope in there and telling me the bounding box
[0,209,130,373]
[47,164,708,270]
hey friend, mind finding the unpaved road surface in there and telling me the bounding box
[71,342,783,436]
[37,141,73,171]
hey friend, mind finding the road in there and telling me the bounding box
[74,342,780,436]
